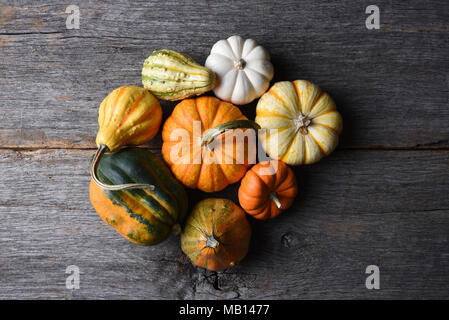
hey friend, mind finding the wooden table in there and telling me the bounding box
[1,0,448,299]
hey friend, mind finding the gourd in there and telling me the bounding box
[205,35,274,105]
[162,96,260,193]
[181,198,251,271]
[90,147,188,246]
[255,80,343,165]
[142,49,216,101]
[90,85,162,191]
[238,160,298,220]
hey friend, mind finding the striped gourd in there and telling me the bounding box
[255,80,343,165]
[96,85,162,152]
[90,147,188,246]
[142,49,216,101]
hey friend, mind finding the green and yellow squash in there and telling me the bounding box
[90,147,188,246]
[142,49,216,101]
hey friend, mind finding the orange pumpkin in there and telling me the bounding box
[162,96,259,193]
[181,198,251,271]
[238,160,298,220]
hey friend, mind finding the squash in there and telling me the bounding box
[162,96,260,193]
[89,147,188,246]
[181,198,251,271]
[255,80,343,165]
[142,49,216,101]
[205,35,274,105]
[91,85,162,191]
[238,160,298,220]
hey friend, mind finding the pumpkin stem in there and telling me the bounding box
[293,113,311,135]
[233,58,246,70]
[200,120,261,148]
[91,144,155,191]
[269,191,283,209]
[205,234,220,249]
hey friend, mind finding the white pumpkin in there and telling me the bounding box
[205,35,274,105]
[255,80,343,165]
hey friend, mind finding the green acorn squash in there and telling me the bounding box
[89,147,188,246]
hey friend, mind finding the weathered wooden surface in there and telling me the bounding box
[0,0,448,299]
[1,149,448,299]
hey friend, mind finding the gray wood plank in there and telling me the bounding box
[0,148,448,299]
[0,0,448,149]
[1,0,448,301]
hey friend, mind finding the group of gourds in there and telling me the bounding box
[89,36,342,272]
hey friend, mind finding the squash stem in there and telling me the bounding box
[200,120,261,148]
[91,145,155,191]
[293,113,311,135]
[233,58,246,70]
[269,191,283,209]
[172,224,182,235]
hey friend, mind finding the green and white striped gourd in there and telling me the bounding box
[142,49,216,101]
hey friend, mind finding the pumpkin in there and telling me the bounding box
[238,160,298,220]
[91,85,162,191]
[142,49,216,101]
[181,198,251,271]
[255,80,343,165]
[205,35,274,105]
[89,147,188,246]
[162,96,260,193]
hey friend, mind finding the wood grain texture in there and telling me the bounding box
[0,0,448,300]
[0,0,448,149]
[0,149,448,299]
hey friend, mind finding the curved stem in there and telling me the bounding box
[201,120,261,148]
[90,144,155,191]
[269,191,283,209]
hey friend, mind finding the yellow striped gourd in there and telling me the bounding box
[91,85,162,192]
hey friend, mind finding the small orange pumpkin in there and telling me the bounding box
[181,198,251,271]
[162,96,259,193]
[238,160,298,220]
